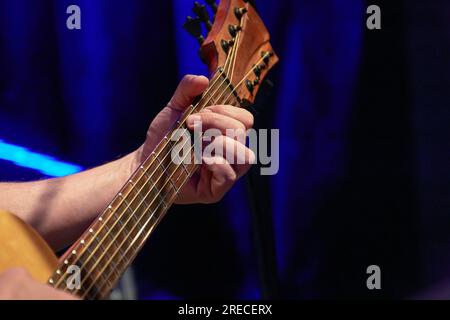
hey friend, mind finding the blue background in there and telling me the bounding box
[1,0,450,299]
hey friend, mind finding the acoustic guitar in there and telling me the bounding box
[0,0,278,299]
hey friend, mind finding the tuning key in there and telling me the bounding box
[228,25,242,37]
[220,39,235,54]
[261,51,274,64]
[183,16,205,44]
[245,80,254,94]
[253,64,262,77]
[234,7,248,20]
[221,40,230,53]
[205,0,218,14]
[193,2,212,31]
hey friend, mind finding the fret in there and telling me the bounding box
[205,91,218,105]
[145,175,168,208]
[119,193,143,229]
[129,178,151,208]
[160,197,168,209]
[103,234,127,278]
[86,285,102,300]
[140,165,151,181]
[154,155,179,192]
[102,213,127,257]
[118,193,133,215]
[89,238,114,274]
[180,162,190,176]
[140,165,168,206]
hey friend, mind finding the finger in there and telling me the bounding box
[203,105,254,129]
[40,286,80,300]
[167,75,209,111]
[186,112,246,136]
[202,156,237,202]
[205,136,256,171]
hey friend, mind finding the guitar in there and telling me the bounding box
[0,0,278,299]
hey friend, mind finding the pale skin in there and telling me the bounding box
[0,75,255,300]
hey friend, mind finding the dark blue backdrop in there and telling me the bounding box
[1,0,450,299]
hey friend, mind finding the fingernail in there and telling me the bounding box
[187,115,201,126]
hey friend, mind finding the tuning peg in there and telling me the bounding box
[183,16,205,44]
[228,25,242,37]
[234,7,248,20]
[221,39,235,54]
[205,0,218,14]
[261,51,274,65]
[253,64,262,77]
[193,2,212,31]
[245,80,254,94]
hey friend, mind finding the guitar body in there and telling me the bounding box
[0,210,58,283]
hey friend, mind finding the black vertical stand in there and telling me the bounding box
[245,79,279,299]
[246,171,279,299]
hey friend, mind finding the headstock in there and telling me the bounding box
[183,0,278,107]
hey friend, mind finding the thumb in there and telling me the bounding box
[167,75,209,111]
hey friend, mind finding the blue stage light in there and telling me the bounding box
[0,140,83,177]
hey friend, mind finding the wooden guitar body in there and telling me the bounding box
[0,210,57,284]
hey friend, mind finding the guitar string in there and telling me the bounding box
[83,53,274,300]
[92,159,201,299]
[228,13,246,93]
[81,23,248,298]
[56,10,249,288]
[52,70,228,289]
[57,16,271,295]
[89,35,274,301]
[75,51,270,298]
[76,33,247,298]
[62,51,268,296]
[54,42,239,290]
[224,52,271,104]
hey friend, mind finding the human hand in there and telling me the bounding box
[0,268,78,300]
[133,75,255,204]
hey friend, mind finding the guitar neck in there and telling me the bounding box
[48,72,240,299]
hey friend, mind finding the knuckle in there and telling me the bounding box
[208,112,220,124]
[226,172,237,182]
[207,104,221,113]
[237,121,246,131]
[247,114,254,128]
[242,110,254,128]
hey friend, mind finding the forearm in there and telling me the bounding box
[0,151,139,250]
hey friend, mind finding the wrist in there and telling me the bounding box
[125,146,144,179]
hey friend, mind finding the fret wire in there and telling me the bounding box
[82,141,205,296]
[57,51,246,296]
[52,70,229,289]
[130,178,151,208]
[80,144,202,297]
[120,194,143,228]
[73,156,187,296]
[83,137,203,297]
[155,155,179,192]
[77,76,239,297]
[91,162,199,297]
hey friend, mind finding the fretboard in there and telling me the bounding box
[48,71,241,299]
